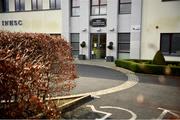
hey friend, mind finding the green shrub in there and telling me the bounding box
[115,59,180,76]
[152,50,166,65]
[167,66,180,76]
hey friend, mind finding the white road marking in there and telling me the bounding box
[86,105,112,120]
[157,107,180,119]
[100,106,137,120]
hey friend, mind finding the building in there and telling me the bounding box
[0,0,180,61]
[141,0,180,61]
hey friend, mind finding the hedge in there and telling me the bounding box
[0,31,77,119]
[115,59,180,76]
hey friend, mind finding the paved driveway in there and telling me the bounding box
[64,64,180,119]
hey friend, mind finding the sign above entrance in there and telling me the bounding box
[90,18,106,27]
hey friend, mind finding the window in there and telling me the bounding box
[160,33,180,56]
[32,0,42,10]
[1,0,9,12]
[71,0,80,16]
[71,33,80,57]
[91,0,107,15]
[119,0,131,14]
[15,0,25,11]
[50,0,61,9]
[118,33,130,53]
[50,34,61,38]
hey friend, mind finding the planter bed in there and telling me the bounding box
[115,59,180,76]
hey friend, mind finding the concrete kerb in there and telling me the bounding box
[43,60,139,117]
[49,59,139,96]
[74,59,134,74]
[70,59,139,96]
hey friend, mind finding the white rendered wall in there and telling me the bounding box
[130,0,142,59]
[0,0,62,34]
[0,11,62,33]
[107,0,118,59]
[79,0,90,59]
[61,0,70,41]
[141,0,180,61]
[118,15,131,32]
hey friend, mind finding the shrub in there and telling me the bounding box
[80,41,86,48]
[0,31,77,118]
[152,50,166,65]
[107,42,113,50]
[115,59,180,76]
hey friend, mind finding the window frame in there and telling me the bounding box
[119,0,131,14]
[90,0,107,16]
[1,0,9,12]
[118,33,131,53]
[70,33,80,56]
[15,0,25,12]
[49,0,61,9]
[71,0,80,17]
[160,33,180,56]
[31,0,42,11]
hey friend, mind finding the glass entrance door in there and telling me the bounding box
[91,34,106,59]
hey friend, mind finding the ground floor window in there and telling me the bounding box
[70,33,79,57]
[118,33,130,59]
[160,33,180,56]
[50,34,61,38]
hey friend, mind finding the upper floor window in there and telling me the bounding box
[71,0,80,16]
[1,0,9,12]
[160,33,180,56]
[50,0,61,9]
[15,0,25,11]
[119,0,131,14]
[91,0,107,15]
[32,0,42,10]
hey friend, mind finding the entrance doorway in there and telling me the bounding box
[91,34,106,59]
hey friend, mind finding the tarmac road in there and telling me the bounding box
[64,64,180,119]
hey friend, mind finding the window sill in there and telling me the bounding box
[91,14,107,16]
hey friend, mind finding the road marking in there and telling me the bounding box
[86,105,112,120]
[86,105,137,120]
[100,106,137,120]
[157,107,180,119]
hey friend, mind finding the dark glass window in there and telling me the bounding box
[160,33,180,56]
[15,0,25,11]
[32,0,42,10]
[71,0,80,16]
[119,0,131,14]
[118,33,130,53]
[1,0,9,12]
[71,33,80,57]
[91,0,107,15]
[50,0,61,9]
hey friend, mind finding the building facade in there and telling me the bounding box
[0,0,180,61]
[141,0,180,61]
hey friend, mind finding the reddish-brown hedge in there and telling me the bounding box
[0,31,77,118]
